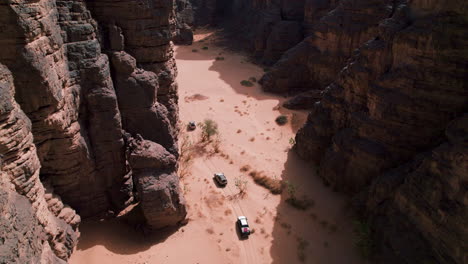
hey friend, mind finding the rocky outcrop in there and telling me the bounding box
[174,0,195,44]
[293,0,468,263]
[283,89,322,110]
[0,64,79,262]
[127,136,186,229]
[261,0,393,95]
[111,51,178,155]
[364,115,468,264]
[87,0,180,130]
[0,0,186,262]
[222,0,307,65]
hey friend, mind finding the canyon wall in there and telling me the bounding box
[193,0,467,263]
[0,0,186,262]
[289,0,467,263]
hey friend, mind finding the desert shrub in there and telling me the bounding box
[286,197,313,210]
[284,180,296,199]
[234,177,248,194]
[178,135,194,178]
[284,181,313,210]
[240,80,254,87]
[275,115,288,125]
[212,137,221,153]
[215,56,225,61]
[240,165,251,172]
[297,237,310,262]
[198,119,219,141]
[353,220,374,258]
[248,171,283,194]
[192,49,198,52]
[183,184,190,194]
[202,46,209,50]
[289,137,296,146]
[249,77,257,83]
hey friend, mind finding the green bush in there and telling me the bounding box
[202,46,209,50]
[249,77,257,83]
[284,180,313,210]
[215,56,225,61]
[353,220,374,258]
[297,237,309,262]
[192,49,198,52]
[275,115,288,125]
[198,119,219,141]
[240,80,254,87]
[289,137,296,146]
[286,197,313,210]
[234,177,248,194]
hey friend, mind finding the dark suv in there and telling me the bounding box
[214,173,227,186]
[187,121,196,131]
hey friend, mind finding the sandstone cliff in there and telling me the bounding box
[291,0,467,263]
[261,0,392,96]
[0,0,186,262]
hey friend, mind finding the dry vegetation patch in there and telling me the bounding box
[297,237,310,263]
[248,171,283,195]
[240,165,251,172]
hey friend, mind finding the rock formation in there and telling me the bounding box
[0,64,79,262]
[261,0,393,99]
[218,0,308,65]
[1,0,466,263]
[174,0,195,44]
[0,0,186,262]
[364,115,468,264]
[290,1,467,263]
[127,136,186,229]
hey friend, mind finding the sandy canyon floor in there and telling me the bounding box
[70,31,365,264]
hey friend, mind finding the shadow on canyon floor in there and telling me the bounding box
[268,150,363,264]
[77,218,180,255]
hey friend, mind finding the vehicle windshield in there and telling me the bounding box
[239,219,248,227]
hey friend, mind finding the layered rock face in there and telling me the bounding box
[292,0,468,263]
[128,136,186,229]
[218,0,308,65]
[185,0,315,64]
[0,0,186,262]
[261,0,393,97]
[365,115,468,264]
[174,0,195,44]
[0,64,79,263]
